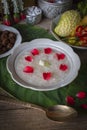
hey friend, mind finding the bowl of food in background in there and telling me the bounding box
[51,10,87,49]
[38,0,73,19]
[0,24,22,58]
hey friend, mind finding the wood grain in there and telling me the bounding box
[0,88,87,130]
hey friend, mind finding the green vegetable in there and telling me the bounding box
[68,37,77,45]
[54,10,81,37]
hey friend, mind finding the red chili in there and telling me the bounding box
[75,26,83,37]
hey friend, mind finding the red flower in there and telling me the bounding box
[20,12,26,20]
[59,64,68,71]
[3,15,11,26]
[81,104,87,109]
[3,20,11,26]
[13,13,20,23]
[66,96,75,105]
[76,91,86,99]
[31,48,39,56]
[56,53,65,60]
[44,48,52,54]
[23,66,34,73]
[43,72,52,80]
[25,56,33,62]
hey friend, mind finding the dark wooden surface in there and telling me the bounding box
[0,90,87,130]
[0,18,87,130]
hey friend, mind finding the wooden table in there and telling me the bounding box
[0,18,87,130]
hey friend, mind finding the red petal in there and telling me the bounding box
[25,56,33,62]
[44,48,52,54]
[59,64,68,71]
[76,91,86,99]
[23,66,34,73]
[81,104,87,109]
[31,48,39,56]
[43,72,52,80]
[56,53,65,60]
[66,96,75,105]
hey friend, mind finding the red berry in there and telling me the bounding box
[76,91,86,99]
[66,96,75,105]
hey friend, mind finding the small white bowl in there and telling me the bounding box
[0,24,22,58]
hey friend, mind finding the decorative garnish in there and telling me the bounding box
[66,96,75,105]
[23,66,34,73]
[44,48,52,54]
[59,64,68,71]
[56,53,65,60]
[76,91,86,99]
[39,60,51,67]
[31,48,39,56]
[25,56,33,62]
[43,72,52,80]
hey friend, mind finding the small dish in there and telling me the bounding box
[0,24,22,58]
[51,15,87,49]
[6,38,81,91]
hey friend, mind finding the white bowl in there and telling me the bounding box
[0,24,22,58]
[6,38,81,91]
[51,15,87,49]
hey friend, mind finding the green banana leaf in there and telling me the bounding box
[0,24,87,114]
